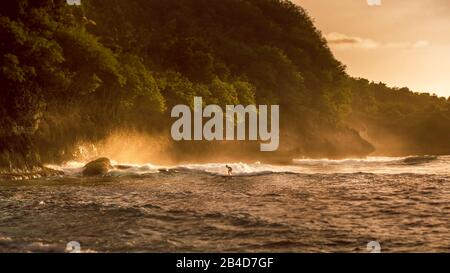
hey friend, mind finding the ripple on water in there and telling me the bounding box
[0,170,448,252]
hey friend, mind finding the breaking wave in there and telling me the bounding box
[46,155,449,177]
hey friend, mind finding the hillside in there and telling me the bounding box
[0,0,449,170]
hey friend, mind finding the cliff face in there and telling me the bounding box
[0,0,449,171]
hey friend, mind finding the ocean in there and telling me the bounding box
[0,156,449,252]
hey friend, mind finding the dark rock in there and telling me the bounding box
[0,166,64,181]
[403,155,438,165]
[82,157,113,177]
[115,165,133,170]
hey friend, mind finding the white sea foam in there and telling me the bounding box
[45,155,450,177]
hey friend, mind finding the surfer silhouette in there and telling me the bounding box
[226,165,233,176]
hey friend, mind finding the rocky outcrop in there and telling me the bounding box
[82,157,113,177]
[0,166,64,181]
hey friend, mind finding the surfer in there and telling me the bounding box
[226,165,233,176]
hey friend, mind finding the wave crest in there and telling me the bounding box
[45,155,448,177]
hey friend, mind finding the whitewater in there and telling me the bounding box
[48,155,450,176]
[0,156,448,252]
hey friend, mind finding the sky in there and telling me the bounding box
[294,0,450,97]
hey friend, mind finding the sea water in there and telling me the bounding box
[0,156,448,252]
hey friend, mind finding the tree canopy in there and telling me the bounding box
[1,0,449,168]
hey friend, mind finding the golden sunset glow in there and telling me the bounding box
[0,0,449,255]
[296,0,450,97]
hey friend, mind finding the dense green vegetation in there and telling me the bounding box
[348,79,450,155]
[0,0,449,170]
